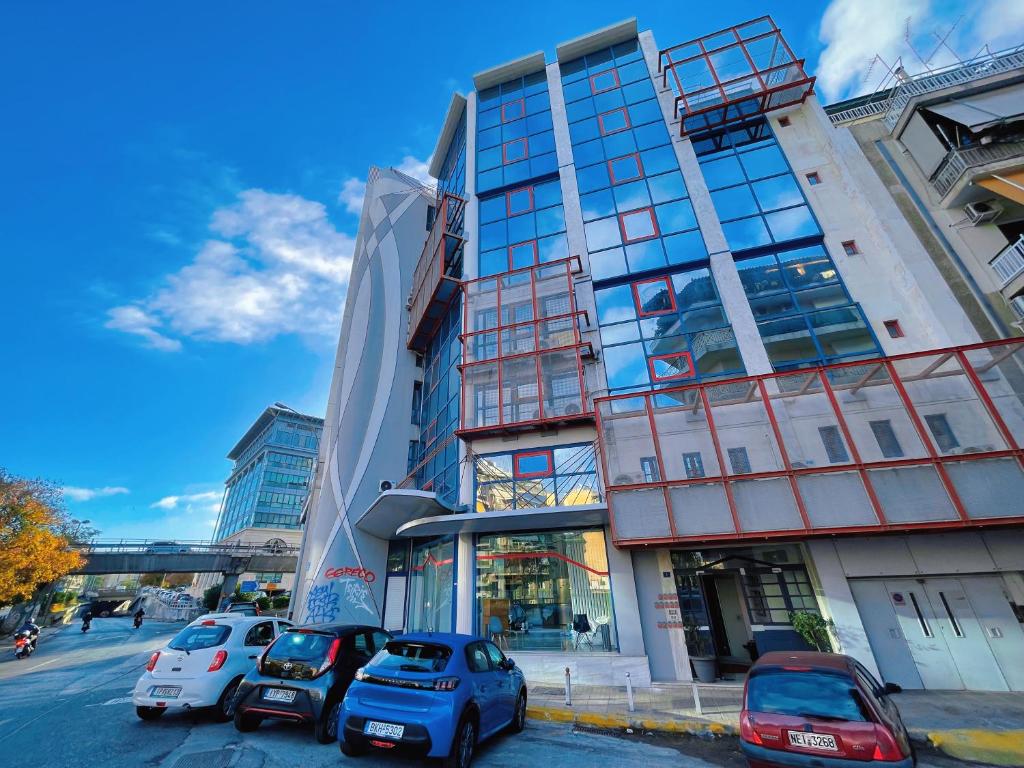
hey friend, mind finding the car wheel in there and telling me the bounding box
[136,706,165,721]
[509,691,527,733]
[442,713,477,768]
[213,678,241,723]
[340,739,366,757]
[315,699,342,744]
[233,709,262,732]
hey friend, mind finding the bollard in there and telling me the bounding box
[691,681,703,715]
[565,666,572,707]
[625,671,635,713]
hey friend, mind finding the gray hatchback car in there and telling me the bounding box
[232,624,391,743]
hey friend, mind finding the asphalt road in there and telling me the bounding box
[0,618,735,768]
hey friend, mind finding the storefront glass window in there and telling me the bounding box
[407,537,455,633]
[476,529,617,652]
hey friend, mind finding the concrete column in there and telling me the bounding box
[605,526,645,657]
[805,539,882,679]
[218,572,240,611]
[455,533,474,633]
[638,30,773,376]
[656,548,693,681]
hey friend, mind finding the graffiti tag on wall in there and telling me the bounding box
[324,566,376,583]
[305,582,341,623]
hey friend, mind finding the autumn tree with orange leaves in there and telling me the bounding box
[0,468,85,605]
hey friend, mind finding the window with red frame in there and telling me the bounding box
[501,98,525,123]
[508,240,539,270]
[503,138,528,164]
[590,68,620,94]
[619,207,659,243]
[513,450,553,478]
[648,351,695,382]
[506,186,534,216]
[632,277,676,317]
[608,153,643,184]
[598,108,630,136]
[883,319,904,338]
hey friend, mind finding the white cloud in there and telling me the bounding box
[107,189,355,350]
[63,486,130,502]
[151,490,222,512]
[338,155,433,216]
[816,0,1024,101]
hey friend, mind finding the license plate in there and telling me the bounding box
[788,731,838,751]
[263,688,296,703]
[364,721,405,739]
[152,686,181,698]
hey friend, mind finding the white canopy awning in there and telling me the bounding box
[925,84,1024,132]
[396,503,608,538]
[353,489,460,539]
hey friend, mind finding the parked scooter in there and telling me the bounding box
[81,610,93,633]
[14,631,35,659]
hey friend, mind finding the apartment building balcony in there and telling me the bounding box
[407,193,466,351]
[992,235,1024,300]
[457,257,595,437]
[931,139,1024,202]
[658,16,814,137]
[595,339,1024,546]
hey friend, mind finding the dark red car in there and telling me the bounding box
[740,652,914,768]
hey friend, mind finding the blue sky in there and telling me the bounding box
[1,0,1018,541]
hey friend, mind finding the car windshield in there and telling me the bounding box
[168,625,231,651]
[747,670,870,722]
[370,641,451,673]
[266,631,334,663]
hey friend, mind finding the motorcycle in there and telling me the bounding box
[14,632,34,659]
[81,619,91,633]
[133,615,143,629]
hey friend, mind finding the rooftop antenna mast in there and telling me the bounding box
[926,15,966,65]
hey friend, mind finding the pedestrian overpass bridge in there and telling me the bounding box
[70,539,299,598]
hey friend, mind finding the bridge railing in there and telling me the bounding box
[71,539,300,556]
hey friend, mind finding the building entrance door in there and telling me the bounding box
[851,576,1024,692]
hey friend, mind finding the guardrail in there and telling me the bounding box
[71,539,299,556]
[991,235,1024,286]
[931,140,1024,198]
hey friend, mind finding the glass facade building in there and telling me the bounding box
[214,405,323,540]
[297,16,1024,693]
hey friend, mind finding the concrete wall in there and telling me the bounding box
[293,169,433,625]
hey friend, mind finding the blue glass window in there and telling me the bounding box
[474,443,600,511]
[477,179,569,277]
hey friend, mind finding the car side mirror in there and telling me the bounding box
[502,658,515,671]
[883,682,902,695]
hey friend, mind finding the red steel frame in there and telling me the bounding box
[658,16,815,137]
[506,186,534,216]
[513,449,554,478]
[598,107,631,136]
[502,138,528,164]
[647,351,696,382]
[632,275,677,317]
[618,207,660,244]
[407,193,467,351]
[594,338,1024,547]
[607,152,644,185]
[501,98,525,123]
[590,68,621,95]
[458,256,594,438]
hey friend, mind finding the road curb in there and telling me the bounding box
[526,704,736,738]
[919,729,1024,767]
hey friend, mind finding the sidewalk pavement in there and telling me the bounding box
[526,681,1024,766]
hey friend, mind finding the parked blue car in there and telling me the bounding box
[338,632,527,768]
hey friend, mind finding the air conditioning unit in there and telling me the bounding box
[964,200,1002,225]
[378,480,394,493]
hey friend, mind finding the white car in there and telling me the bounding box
[132,613,293,721]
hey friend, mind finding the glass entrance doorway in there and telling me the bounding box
[672,544,821,674]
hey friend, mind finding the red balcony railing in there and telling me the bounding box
[658,16,814,136]
[595,338,1024,546]
[458,257,595,437]
[407,193,466,351]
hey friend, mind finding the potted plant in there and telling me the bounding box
[790,611,835,652]
[684,616,717,682]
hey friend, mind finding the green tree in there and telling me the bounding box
[203,583,223,611]
[790,611,835,652]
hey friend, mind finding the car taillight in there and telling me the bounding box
[313,638,341,678]
[872,725,905,761]
[208,650,228,672]
[739,711,762,745]
[434,677,460,691]
[146,651,160,672]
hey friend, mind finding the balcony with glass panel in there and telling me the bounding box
[459,257,595,437]
[595,338,1024,545]
[658,17,814,136]
[408,193,466,351]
